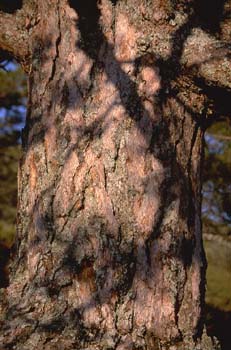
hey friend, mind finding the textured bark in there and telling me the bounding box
[0,0,228,349]
[0,2,31,68]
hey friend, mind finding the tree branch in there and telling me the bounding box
[0,9,29,65]
[199,52,231,89]
[182,28,231,89]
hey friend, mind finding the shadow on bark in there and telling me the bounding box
[194,0,227,35]
[3,217,199,346]
[1,0,231,348]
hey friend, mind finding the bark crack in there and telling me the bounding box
[175,111,186,154]
[41,0,61,97]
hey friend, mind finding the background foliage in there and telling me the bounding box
[0,63,26,247]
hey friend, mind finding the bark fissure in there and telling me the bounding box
[41,0,61,98]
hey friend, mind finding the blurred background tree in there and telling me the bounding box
[0,58,26,248]
[203,120,231,238]
[203,119,231,350]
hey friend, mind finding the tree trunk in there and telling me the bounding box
[0,0,224,349]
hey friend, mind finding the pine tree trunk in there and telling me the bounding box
[0,1,221,349]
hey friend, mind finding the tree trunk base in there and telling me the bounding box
[0,285,220,350]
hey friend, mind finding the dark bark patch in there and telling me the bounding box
[0,244,11,288]
[181,236,194,268]
[114,253,136,296]
[0,0,22,13]
[69,0,102,59]
[38,316,65,333]
[194,0,226,34]
[63,245,94,276]
[194,77,231,123]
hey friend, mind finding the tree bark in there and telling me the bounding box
[0,0,228,349]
